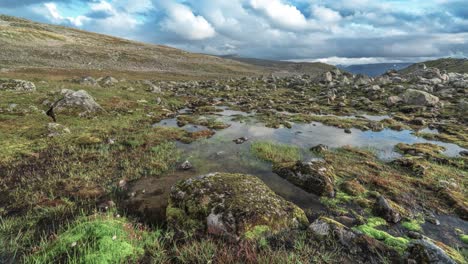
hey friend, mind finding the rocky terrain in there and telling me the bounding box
[0,15,467,264]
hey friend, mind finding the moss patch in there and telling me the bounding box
[401,218,424,232]
[25,214,161,264]
[355,217,409,254]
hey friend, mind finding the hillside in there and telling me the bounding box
[338,63,414,77]
[0,15,333,80]
[400,58,468,74]
[221,55,336,77]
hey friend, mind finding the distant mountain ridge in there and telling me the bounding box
[338,63,414,77]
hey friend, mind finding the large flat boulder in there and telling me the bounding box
[166,173,308,240]
[401,89,439,106]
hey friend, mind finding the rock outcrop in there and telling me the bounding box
[375,196,402,223]
[273,160,335,197]
[407,239,457,264]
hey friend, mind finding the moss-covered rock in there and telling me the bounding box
[166,173,309,239]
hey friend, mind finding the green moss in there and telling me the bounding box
[355,217,409,254]
[25,214,157,264]
[251,141,301,164]
[461,234,468,244]
[244,225,271,240]
[401,219,424,232]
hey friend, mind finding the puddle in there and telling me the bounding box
[421,215,468,247]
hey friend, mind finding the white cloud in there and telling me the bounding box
[43,2,89,26]
[311,5,342,24]
[161,2,216,40]
[249,0,308,30]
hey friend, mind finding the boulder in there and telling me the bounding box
[142,80,161,93]
[354,75,372,86]
[166,173,308,239]
[0,79,36,92]
[406,239,457,264]
[421,68,442,80]
[309,217,356,247]
[273,160,335,197]
[53,89,103,115]
[401,89,439,106]
[319,72,333,83]
[386,96,402,107]
[73,76,98,86]
[98,76,118,86]
[375,196,402,223]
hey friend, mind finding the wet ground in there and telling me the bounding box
[126,106,467,247]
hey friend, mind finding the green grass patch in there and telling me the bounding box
[251,141,301,164]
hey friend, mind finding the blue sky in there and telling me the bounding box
[1,0,467,65]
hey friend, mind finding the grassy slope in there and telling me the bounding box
[400,58,468,74]
[0,15,334,80]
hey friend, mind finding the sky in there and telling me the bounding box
[1,0,467,65]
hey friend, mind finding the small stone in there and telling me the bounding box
[408,231,423,239]
[233,137,248,144]
[118,179,127,189]
[179,160,193,170]
[426,216,440,226]
[310,144,329,152]
[344,128,352,134]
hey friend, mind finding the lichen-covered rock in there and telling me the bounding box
[47,123,70,137]
[0,79,36,91]
[309,217,356,247]
[53,89,103,115]
[375,196,402,223]
[401,89,440,106]
[273,160,335,197]
[166,173,308,239]
[407,239,457,264]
